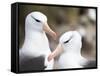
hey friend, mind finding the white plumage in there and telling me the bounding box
[58,31,87,69]
[19,12,54,70]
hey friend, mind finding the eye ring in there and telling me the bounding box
[31,15,41,22]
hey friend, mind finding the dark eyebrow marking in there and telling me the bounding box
[64,35,73,44]
[31,15,41,22]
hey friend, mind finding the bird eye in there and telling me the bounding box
[63,35,73,44]
[64,40,70,44]
[35,19,41,22]
[31,15,41,22]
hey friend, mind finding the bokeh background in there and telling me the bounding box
[19,4,97,69]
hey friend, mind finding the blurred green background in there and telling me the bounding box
[19,4,96,68]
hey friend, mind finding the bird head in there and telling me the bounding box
[53,31,82,55]
[25,11,57,40]
[59,31,73,45]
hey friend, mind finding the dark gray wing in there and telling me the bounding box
[83,60,97,68]
[19,55,46,72]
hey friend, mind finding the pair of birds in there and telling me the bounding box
[19,11,95,71]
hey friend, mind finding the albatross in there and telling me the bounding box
[19,11,56,71]
[48,31,96,69]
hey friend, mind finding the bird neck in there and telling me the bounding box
[64,49,81,55]
[63,43,82,56]
[21,28,50,56]
[25,28,45,39]
[24,28,50,48]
